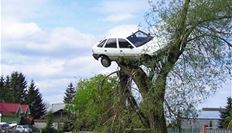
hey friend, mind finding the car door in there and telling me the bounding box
[16,125,24,132]
[103,38,119,59]
[118,38,136,58]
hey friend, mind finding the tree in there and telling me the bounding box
[4,75,14,102]
[10,72,27,103]
[63,83,76,104]
[26,80,46,119]
[220,97,232,128]
[66,74,142,132]
[226,110,232,129]
[113,0,231,132]
[44,112,56,133]
[63,83,76,131]
[0,76,4,102]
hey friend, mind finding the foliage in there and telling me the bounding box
[43,112,56,133]
[62,119,74,132]
[228,117,232,129]
[66,74,143,131]
[0,76,4,101]
[26,80,46,119]
[144,0,232,121]
[10,72,27,103]
[19,115,31,125]
[220,97,232,128]
[0,72,28,103]
[3,76,12,102]
[115,0,232,132]
[0,72,27,103]
[226,111,232,129]
[63,83,76,104]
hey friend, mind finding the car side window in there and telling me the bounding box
[97,39,106,47]
[118,39,133,48]
[105,39,117,48]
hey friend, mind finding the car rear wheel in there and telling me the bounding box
[101,56,111,67]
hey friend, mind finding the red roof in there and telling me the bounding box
[0,103,29,116]
[21,104,29,113]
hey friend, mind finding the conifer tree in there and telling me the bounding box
[63,83,76,104]
[0,76,4,101]
[220,97,232,128]
[26,80,46,119]
[10,72,27,103]
[4,76,13,102]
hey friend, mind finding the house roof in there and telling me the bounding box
[21,104,29,113]
[0,103,29,115]
[50,103,65,113]
[198,108,224,119]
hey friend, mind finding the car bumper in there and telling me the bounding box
[92,54,100,60]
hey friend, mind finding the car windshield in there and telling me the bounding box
[1,124,9,128]
[127,30,153,47]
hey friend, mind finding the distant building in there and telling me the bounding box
[50,103,67,122]
[0,102,30,123]
[181,108,224,131]
[34,103,67,130]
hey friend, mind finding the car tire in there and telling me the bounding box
[101,56,111,67]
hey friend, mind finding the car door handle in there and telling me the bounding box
[104,50,107,52]
[120,50,123,52]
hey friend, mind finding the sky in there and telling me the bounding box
[1,0,231,108]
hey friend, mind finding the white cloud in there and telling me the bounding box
[106,24,138,38]
[97,0,148,23]
[104,13,135,22]
[2,0,46,21]
[2,21,42,39]
[98,0,146,14]
[2,21,97,55]
[1,59,65,77]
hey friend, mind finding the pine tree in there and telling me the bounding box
[4,76,13,102]
[10,72,27,103]
[63,83,76,104]
[26,80,46,119]
[0,76,4,102]
[220,97,232,128]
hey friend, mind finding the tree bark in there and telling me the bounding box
[118,64,168,133]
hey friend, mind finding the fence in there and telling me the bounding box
[77,128,232,133]
[206,129,232,133]
[167,128,232,133]
[168,128,200,133]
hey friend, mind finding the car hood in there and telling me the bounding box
[137,38,163,53]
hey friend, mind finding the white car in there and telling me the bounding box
[92,30,158,67]
[15,125,32,133]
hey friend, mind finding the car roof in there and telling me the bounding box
[106,29,139,38]
[105,30,150,39]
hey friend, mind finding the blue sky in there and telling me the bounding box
[1,0,231,107]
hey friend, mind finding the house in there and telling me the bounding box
[50,103,67,122]
[0,102,30,123]
[181,108,223,131]
[34,103,67,130]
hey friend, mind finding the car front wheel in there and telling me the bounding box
[101,56,111,67]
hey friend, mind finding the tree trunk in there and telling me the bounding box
[119,64,168,133]
[148,72,168,133]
